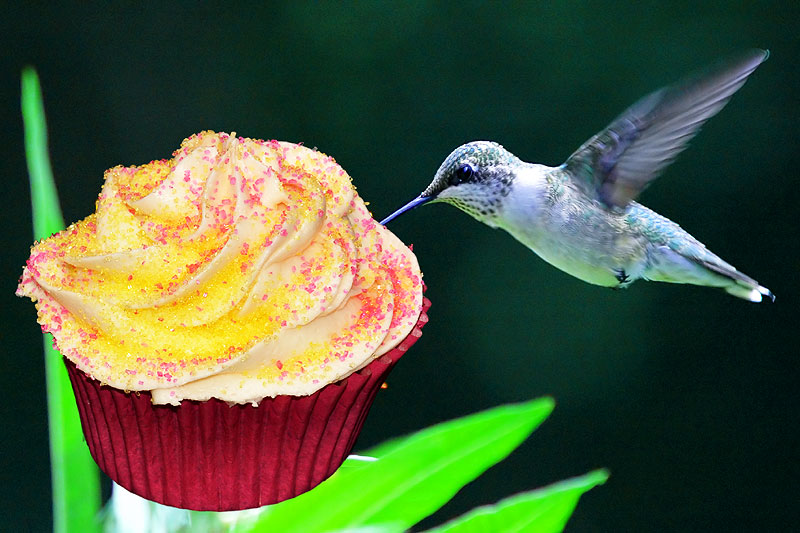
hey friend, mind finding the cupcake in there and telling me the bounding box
[17,131,429,510]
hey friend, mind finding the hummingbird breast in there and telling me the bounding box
[498,166,649,287]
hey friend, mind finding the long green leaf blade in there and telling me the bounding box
[234,398,554,533]
[22,67,64,238]
[425,469,609,533]
[21,67,102,533]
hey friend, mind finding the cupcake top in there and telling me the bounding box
[18,132,423,405]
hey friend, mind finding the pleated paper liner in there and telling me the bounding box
[65,296,430,511]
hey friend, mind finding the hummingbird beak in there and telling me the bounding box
[380,195,432,225]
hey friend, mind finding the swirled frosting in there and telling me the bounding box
[18,132,423,405]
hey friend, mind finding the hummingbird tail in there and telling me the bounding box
[644,246,774,302]
[693,257,774,303]
[728,284,774,303]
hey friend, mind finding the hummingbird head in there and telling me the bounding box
[381,141,520,225]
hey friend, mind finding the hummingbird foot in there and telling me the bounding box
[613,268,631,286]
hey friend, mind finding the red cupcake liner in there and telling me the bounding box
[64,296,430,511]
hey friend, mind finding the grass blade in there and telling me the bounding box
[424,469,609,533]
[22,68,64,238]
[21,67,102,533]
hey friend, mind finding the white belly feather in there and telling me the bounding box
[496,167,647,287]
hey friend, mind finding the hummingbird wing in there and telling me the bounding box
[564,49,768,208]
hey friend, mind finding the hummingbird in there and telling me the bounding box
[381,49,774,302]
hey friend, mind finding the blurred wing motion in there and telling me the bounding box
[565,48,769,208]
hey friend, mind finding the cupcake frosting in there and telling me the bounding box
[18,132,423,404]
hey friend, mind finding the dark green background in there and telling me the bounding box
[2,3,798,531]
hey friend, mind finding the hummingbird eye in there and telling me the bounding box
[452,163,475,185]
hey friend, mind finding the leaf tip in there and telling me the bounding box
[586,468,611,486]
[521,396,556,417]
[21,66,40,97]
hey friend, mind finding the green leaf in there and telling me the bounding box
[424,470,609,533]
[233,398,555,533]
[21,67,102,533]
[21,67,64,239]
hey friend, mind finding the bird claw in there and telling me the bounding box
[614,269,631,285]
